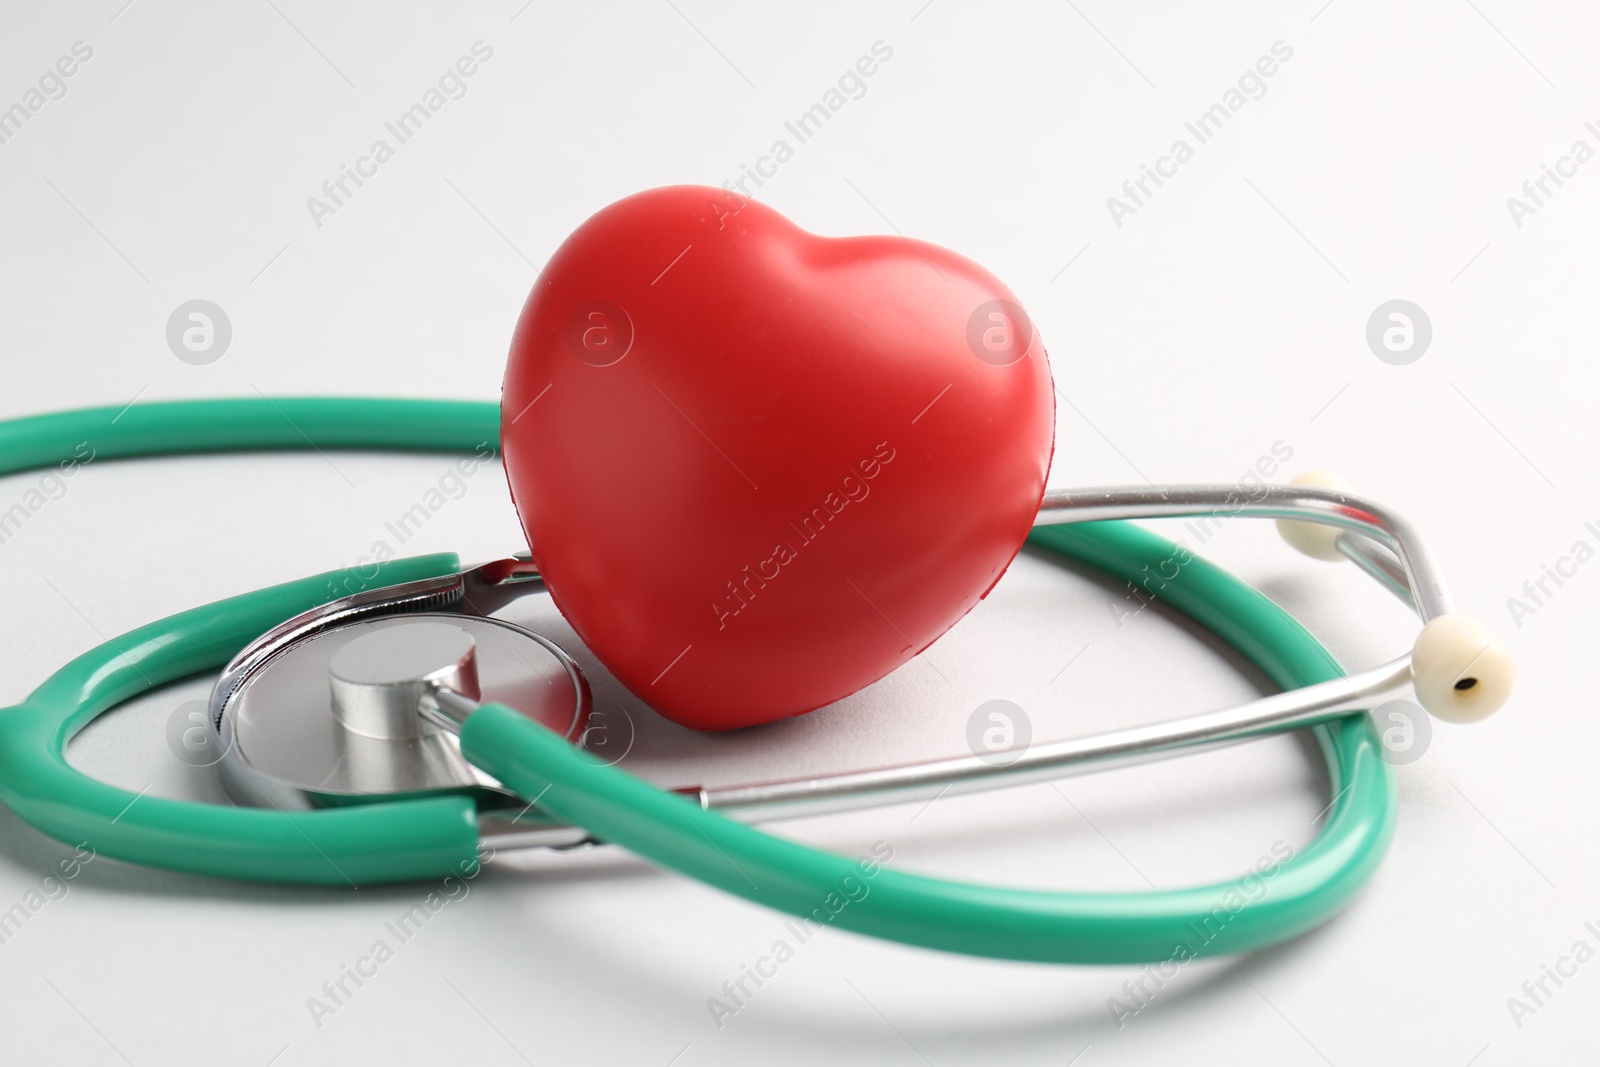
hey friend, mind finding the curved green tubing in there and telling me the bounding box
[0,398,1394,962]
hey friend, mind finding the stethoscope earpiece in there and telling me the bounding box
[1276,470,1356,561]
[1276,469,1514,725]
[1411,614,1515,724]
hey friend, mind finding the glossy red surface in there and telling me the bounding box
[501,186,1054,730]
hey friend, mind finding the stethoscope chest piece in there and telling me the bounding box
[213,612,589,810]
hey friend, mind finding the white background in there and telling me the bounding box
[1,1,1596,1064]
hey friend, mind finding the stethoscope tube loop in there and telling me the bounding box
[0,397,1489,964]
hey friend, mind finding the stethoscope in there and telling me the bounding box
[0,394,1511,964]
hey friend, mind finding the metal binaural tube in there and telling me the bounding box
[478,482,1448,848]
[689,657,1410,823]
[477,658,1412,850]
[1033,484,1455,620]
[1336,531,1414,607]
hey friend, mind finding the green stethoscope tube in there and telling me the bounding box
[0,397,1394,961]
[0,396,500,474]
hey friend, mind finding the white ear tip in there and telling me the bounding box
[1276,470,1353,562]
[1411,614,1514,723]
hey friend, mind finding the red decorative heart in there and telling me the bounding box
[501,186,1054,730]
